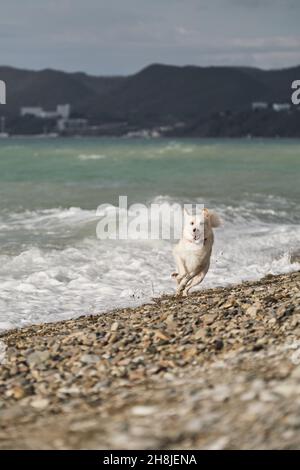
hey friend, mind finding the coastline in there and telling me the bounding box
[0,271,299,449]
[2,135,300,140]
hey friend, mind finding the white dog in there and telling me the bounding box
[172,208,221,296]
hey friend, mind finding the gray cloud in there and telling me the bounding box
[0,0,299,74]
[228,0,300,7]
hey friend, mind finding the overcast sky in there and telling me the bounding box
[1,0,300,75]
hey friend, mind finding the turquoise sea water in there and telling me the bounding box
[0,137,299,329]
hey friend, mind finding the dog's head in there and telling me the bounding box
[183,208,221,243]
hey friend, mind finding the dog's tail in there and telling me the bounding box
[209,212,221,228]
[204,208,222,228]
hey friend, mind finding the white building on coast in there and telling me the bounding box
[272,103,291,112]
[20,104,71,119]
[252,102,268,110]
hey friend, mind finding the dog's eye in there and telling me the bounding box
[190,222,194,225]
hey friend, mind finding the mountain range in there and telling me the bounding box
[0,63,299,135]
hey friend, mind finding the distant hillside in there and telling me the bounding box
[0,63,299,133]
[94,64,269,123]
[0,66,125,117]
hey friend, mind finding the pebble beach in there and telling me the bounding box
[0,271,299,449]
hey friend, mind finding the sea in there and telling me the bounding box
[0,137,299,330]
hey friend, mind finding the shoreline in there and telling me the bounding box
[0,271,299,449]
[1,265,299,335]
[2,135,300,140]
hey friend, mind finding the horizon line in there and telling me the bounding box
[0,62,300,78]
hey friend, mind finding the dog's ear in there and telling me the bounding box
[203,208,209,218]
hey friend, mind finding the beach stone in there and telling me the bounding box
[30,398,49,410]
[276,304,294,319]
[273,383,300,398]
[194,329,206,340]
[131,406,158,416]
[27,350,50,367]
[214,339,224,351]
[246,305,259,317]
[80,354,100,364]
[110,322,119,332]
[0,271,299,450]
[69,419,98,433]
[6,386,26,400]
[204,313,218,325]
[291,366,300,380]
[205,436,229,450]
[222,300,235,309]
[57,386,80,397]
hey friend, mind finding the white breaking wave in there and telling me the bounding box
[0,207,99,229]
[78,154,107,161]
[0,198,299,331]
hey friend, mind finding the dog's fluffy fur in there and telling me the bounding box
[172,208,221,296]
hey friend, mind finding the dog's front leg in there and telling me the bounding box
[183,271,205,296]
[176,272,194,296]
[172,253,186,285]
[182,263,209,296]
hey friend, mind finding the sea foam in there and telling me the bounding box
[0,197,299,331]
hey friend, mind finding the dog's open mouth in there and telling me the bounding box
[193,233,207,243]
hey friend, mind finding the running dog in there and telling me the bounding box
[172,208,221,296]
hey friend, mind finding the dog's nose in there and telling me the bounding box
[193,228,196,233]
